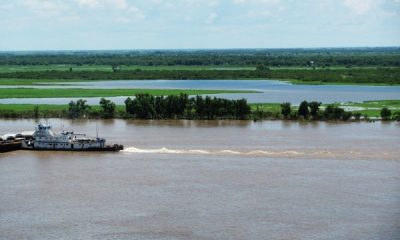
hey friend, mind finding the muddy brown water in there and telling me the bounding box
[0,119,399,240]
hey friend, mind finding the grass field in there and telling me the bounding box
[0,88,256,99]
[0,78,91,85]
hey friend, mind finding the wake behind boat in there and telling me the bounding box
[21,124,123,152]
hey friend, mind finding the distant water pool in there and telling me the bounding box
[0,80,399,104]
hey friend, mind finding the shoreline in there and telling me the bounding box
[1,100,399,121]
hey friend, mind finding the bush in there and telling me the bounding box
[353,112,362,121]
[380,107,392,120]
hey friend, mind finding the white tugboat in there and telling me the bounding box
[22,124,123,152]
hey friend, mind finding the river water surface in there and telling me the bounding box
[0,119,399,239]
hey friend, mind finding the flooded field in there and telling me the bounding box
[0,119,399,239]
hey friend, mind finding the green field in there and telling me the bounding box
[0,88,255,99]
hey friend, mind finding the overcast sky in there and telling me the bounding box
[1,0,399,50]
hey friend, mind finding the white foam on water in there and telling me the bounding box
[218,150,241,155]
[123,146,308,157]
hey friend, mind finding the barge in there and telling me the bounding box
[0,124,123,153]
[0,140,22,153]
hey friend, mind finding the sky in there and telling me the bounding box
[0,0,399,50]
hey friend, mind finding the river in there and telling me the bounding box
[1,80,400,104]
[0,119,399,239]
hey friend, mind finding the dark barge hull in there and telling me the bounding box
[0,142,22,153]
[22,144,124,152]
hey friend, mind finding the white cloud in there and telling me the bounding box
[112,0,128,9]
[74,0,99,7]
[343,0,374,15]
[19,0,69,16]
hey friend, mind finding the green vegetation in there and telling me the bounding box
[0,95,251,120]
[1,100,399,120]
[124,94,250,120]
[340,100,400,117]
[0,67,399,85]
[1,48,399,67]
[0,65,255,73]
[380,107,392,121]
[252,100,400,119]
[0,88,255,99]
[0,48,399,85]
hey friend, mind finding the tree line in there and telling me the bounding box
[65,94,251,120]
[1,97,399,121]
[1,67,399,84]
[277,101,399,121]
[1,48,400,67]
[279,101,354,121]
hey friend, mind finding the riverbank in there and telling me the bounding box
[251,100,400,118]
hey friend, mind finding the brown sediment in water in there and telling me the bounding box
[0,119,399,239]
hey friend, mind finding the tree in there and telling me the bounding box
[280,102,291,119]
[298,101,309,119]
[323,105,344,120]
[353,112,362,121]
[125,94,155,119]
[68,99,90,118]
[380,107,392,120]
[235,98,251,120]
[256,64,270,72]
[111,64,120,72]
[194,95,205,119]
[342,111,352,121]
[309,101,321,119]
[99,98,116,118]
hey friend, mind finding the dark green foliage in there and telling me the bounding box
[1,67,399,84]
[1,48,399,67]
[353,112,362,121]
[99,98,116,118]
[323,105,344,120]
[322,105,353,121]
[342,111,353,121]
[380,107,392,120]
[309,101,321,119]
[1,48,400,84]
[256,64,270,72]
[298,101,310,119]
[68,99,90,119]
[125,94,250,120]
[280,102,291,119]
